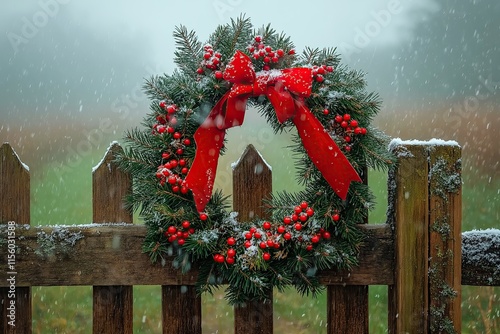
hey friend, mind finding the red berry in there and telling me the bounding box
[271,56,279,63]
[182,221,190,229]
[226,257,235,265]
[249,227,256,234]
[277,226,286,234]
[176,148,184,155]
[300,201,308,209]
[253,52,260,59]
[214,52,222,58]
[361,128,367,135]
[317,67,325,75]
[299,213,308,222]
[183,138,191,145]
[323,108,329,115]
[169,160,178,168]
[244,240,252,248]
[254,36,262,43]
[264,46,272,52]
[162,152,170,159]
[288,49,295,55]
[166,126,175,134]
[326,65,334,72]
[345,145,352,152]
[200,213,208,221]
[315,75,324,82]
[203,53,211,60]
[245,232,253,240]
[181,186,189,194]
[306,208,314,217]
[254,232,262,239]
[263,65,270,71]
[215,71,223,80]
[166,105,176,114]
[227,248,236,257]
[295,223,303,231]
[334,115,343,123]
[179,159,186,166]
[266,239,274,247]
[196,67,204,74]
[311,235,320,243]
[276,49,285,57]
[167,226,177,235]
[172,185,180,192]
[332,213,340,221]
[214,254,224,263]
[263,252,271,261]
[181,167,188,174]
[212,58,219,66]
[354,127,363,135]
[323,231,331,239]
[344,136,352,143]
[168,235,177,242]
[283,216,292,224]
[259,241,267,249]
[341,121,348,128]
[273,242,280,249]
[173,132,181,139]
[343,114,351,121]
[168,176,177,184]
[182,231,189,239]
[248,45,255,52]
[227,237,236,246]
[283,233,292,240]
[350,120,358,127]
[263,221,271,230]
[177,238,185,246]
[159,101,167,109]
[294,206,302,214]
[306,245,313,251]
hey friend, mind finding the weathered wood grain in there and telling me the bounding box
[388,145,430,334]
[92,143,133,334]
[0,143,31,334]
[0,224,393,286]
[428,145,462,333]
[233,145,273,334]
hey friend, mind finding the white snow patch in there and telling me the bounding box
[92,141,120,173]
[5,143,30,172]
[389,138,460,151]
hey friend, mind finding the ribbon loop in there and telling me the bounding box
[184,51,362,212]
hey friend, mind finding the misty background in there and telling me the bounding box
[1,0,498,224]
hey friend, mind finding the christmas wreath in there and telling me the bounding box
[118,16,394,304]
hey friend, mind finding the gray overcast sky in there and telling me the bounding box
[0,0,498,169]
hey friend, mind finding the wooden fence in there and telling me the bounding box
[0,141,498,333]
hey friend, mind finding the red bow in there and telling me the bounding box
[184,50,361,212]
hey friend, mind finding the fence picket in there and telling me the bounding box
[92,143,133,334]
[0,143,31,334]
[233,145,273,334]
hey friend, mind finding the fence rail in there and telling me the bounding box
[1,141,499,333]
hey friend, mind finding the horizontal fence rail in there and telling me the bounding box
[1,141,499,333]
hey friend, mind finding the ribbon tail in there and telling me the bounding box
[184,103,227,213]
[292,104,362,200]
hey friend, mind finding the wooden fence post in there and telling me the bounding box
[0,143,31,334]
[327,168,369,334]
[233,145,273,334]
[388,141,462,333]
[92,142,133,334]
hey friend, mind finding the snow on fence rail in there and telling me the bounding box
[0,141,498,333]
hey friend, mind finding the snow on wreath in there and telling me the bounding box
[117,16,395,305]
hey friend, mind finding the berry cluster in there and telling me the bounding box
[311,64,334,83]
[153,101,193,193]
[247,35,292,71]
[196,44,223,79]
[164,220,195,245]
[328,113,368,152]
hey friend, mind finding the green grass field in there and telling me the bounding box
[27,128,499,333]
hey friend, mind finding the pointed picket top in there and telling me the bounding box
[231,144,272,171]
[0,142,30,225]
[92,141,132,224]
